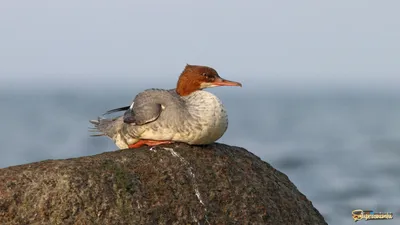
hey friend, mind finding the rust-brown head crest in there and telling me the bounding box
[176,64,242,96]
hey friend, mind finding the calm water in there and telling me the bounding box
[1,88,399,225]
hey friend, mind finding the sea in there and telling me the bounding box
[0,86,399,225]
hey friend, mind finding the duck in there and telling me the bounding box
[90,64,241,149]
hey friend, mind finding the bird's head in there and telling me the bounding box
[176,64,242,96]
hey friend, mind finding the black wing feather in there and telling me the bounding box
[102,106,130,115]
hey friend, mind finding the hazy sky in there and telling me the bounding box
[0,1,399,90]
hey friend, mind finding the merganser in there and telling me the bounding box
[90,64,241,149]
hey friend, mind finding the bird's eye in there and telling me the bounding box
[202,73,207,76]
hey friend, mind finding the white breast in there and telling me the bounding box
[180,90,228,144]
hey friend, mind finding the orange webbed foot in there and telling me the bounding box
[128,139,174,149]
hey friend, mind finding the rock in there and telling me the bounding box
[0,143,327,225]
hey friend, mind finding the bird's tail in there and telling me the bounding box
[89,116,124,138]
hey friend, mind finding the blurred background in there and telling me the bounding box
[1,1,399,224]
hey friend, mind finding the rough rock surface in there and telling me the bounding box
[0,143,327,225]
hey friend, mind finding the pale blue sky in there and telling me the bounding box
[0,1,399,91]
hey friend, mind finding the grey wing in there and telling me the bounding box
[121,89,173,126]
[123,101,162,126]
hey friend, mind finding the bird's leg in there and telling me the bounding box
[145,140,174,146]
[128,139,174,149]
[127,140,148,148]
